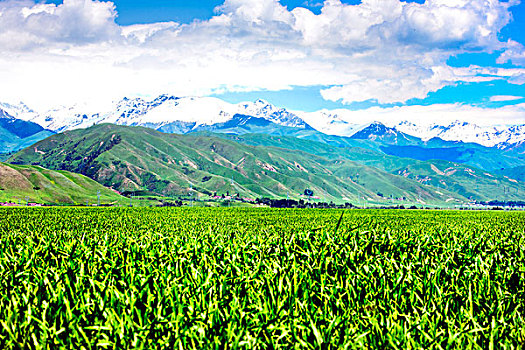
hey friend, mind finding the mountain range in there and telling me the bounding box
[0,106,54,155]
[2,95,525,205]
[7,123,525,205]
[4,95,525,150]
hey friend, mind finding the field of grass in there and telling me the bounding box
[1,208,524,348]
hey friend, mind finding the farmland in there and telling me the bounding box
[1,208,524,348]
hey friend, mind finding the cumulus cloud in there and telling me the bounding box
[497,40,525,65]
[0,0,119,50]
[0,0,521,111]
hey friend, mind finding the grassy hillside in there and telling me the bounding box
[201,121,525,171]
[203,132,416,172]
[393,160,525,202]
[494,165,525,183]
[0,162,127,205]
[9,124,468,205]
[206,132,525,202]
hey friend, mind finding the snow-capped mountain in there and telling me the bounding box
[5,95,525,150]
[11,95,310,133]
[350,122,417,144]
[238,99,308,128]
[0,102,39,121]
[0,106,54,153]
[296,109,525,149]
[297,110,360,136]
[103,95,237,130]
[394,120,525,148]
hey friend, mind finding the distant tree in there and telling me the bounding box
[304,189,314,197]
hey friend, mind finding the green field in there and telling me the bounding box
[1,208,524,348]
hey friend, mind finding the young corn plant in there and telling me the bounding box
[0,208,523,349]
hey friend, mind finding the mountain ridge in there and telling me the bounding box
[9,123,477,205]
[9,123,525,204]
[3,95,525,177]
[0,107,54,154]
[6,95,525,150]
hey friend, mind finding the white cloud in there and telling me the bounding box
[0,0,119,50]
[0,0,521,111]
[498,40,525,66]
[490,95,523,102]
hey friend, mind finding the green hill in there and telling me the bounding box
[198,120,525,171]
[204,132,525,202]
[494,165,525,183]
[392,160,524,202]
[0,162,127,205]
[9,124,470,205]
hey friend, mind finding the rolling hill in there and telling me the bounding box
[203,132,525,202]
[194,119,525,172]
[8,124,472,205]
[0,162,127,205]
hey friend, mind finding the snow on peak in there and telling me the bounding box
[294,109,525,148]
[349,121,394,138]
[393,120,518,147]
[238,99,308,128]
[0,108,13,119]
[6,96,525,149]
[11,95,310,132]
[0,101,37,121]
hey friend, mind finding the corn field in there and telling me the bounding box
[1,208,524,349]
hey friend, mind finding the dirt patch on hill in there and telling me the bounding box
[0,165,32,191]
[430,164,444,175]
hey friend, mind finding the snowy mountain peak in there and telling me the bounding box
[0,108,12,119]
[10,95,311,133]
[5,96,525,150]
[393,119,519,147]
[0,101,37,121]
[238,99,309,129]
[350,121,391,138]
[253,98,270,105]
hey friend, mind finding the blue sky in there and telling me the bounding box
[44,0,361,25]
[42,0,523,45]
[1,0,524,123]
[38,0,525,112]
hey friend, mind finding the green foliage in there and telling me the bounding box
[0,208,524,348]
